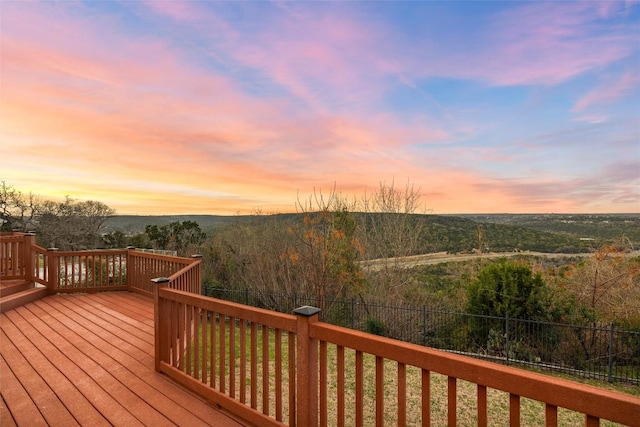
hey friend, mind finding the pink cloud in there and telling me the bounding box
[573,71,640,112]
[394,1,638,87]
[143,0,203,22]
[215,7,394,113]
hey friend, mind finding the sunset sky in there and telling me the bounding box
[1,1,639,215]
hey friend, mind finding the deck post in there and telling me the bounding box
[126,246,136,292]
[23,233,36,284]
[294,305,321,427]
[152,277,170,372]
[191,254,203,295]
[47,247,59,294]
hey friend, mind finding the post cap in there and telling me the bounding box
[293,306,321,317]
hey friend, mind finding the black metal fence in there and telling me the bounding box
[203,285,640,384]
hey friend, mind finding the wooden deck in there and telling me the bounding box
[0,292,247,426]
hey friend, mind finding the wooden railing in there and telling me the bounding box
[0,232,31,279]
[154,286,297,426]
[0,232,201,297]
[154,287,640,427]
[128,251,200,297]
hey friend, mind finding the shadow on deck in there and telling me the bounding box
[0,292,247,426]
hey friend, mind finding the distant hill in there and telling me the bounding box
[103,215,239,234]
[103,213,639,254]
[456,214,640,249]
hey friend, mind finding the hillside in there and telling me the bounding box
[457,214,640,249]
[103,215,238,234]
[102,213,639,254]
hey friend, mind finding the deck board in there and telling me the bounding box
[0,395,17,427]
[0,331,79,426]
[0,354,48,427]
[0,323,110,427]
[0,292,246,427]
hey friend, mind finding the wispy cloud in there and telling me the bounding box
[573,71,640,112]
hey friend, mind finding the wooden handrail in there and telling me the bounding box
[311,320,640,426]
[128,250,197,296]
[1,233,201,295]
[154,289,640,427]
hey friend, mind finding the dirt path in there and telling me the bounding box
[361,250,640,271]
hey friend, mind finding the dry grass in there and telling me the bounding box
[321,347,627,426]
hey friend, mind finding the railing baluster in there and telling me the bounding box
[510,393,520,427]
[262,324,269,415]
[186,304,193,375]
[356,350,363,427]
[240,320,247,404]
[229,316,236,399]
[64,255,70,288]
[337,345,345,427]
[586,415,600,427]
[545,403,557,427]
[219,313,226,393]
[422,369,431,427]
[275,329,283,422]
[210,311,216,388]
[288,331,296,425]
[178,301,185,371]
[376,356,384,426]
[320,340,327,427]
[448,376,457,426]
[398,362,406,427]
[171,300,178,366]
[251,322,258,409]
[477,384,487,427]
[200,308,207,383]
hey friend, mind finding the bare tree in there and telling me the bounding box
[290,187,364,311]
[357,180,427,301]
[0,181,40,231]
[561,246,640,325]
[207,189,366,313]
[36,196,115,250]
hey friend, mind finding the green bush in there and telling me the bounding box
[365,318,387,336]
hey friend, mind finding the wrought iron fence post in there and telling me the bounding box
[505,312,510,365]
[422,306,427,346]
[351,297,355,329]
[608,322,615,383]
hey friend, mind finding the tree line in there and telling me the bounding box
[3,181,638,330]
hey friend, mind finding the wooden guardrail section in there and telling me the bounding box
[155,287,640,427]
[128,251,200,297]
[1,232,201,296]
[0,232,30,279]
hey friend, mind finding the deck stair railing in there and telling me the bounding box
[153,285,640,427]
